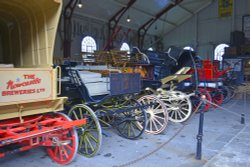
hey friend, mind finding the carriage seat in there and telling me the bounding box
[160,67,192,85]
[77,71,110,96]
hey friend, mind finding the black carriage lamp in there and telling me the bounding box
[126,15,131,22]
[77,0,83,8]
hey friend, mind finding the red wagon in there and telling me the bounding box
[186,60,231,111]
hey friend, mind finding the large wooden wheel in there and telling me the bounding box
[115,99,147,139]
[96,110,115,128]
[192,88,212,112]
[220,86,232,104]
[47,113,78,165]
[137,95,168,134]
[68,104,102,157]
[160,91,192,123]
[209,88,223,108]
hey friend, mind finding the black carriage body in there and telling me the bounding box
[110,73,141,96]
[133,48,197,90]
[61,71,141,103]
[61,69,147,140]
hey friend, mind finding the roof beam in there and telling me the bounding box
[177,5,194,15]
[147,0,213,49]
[170,0,194,15]
[110,0,177,28]
[137,0,183,49]
[106,0,136,50]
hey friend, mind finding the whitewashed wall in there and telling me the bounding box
[162,0,250,59]
[54,11,155,58]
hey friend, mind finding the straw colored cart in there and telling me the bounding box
[0,0,86,164]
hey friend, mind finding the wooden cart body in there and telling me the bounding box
[0,1,86,164]
[0,0,65,121]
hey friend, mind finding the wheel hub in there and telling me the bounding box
[52,137,71,146]
[147,109,155,120]
[171,106,180,110]
[169,102,180,110]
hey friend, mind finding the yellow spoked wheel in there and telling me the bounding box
[137,95,168,134]
[160,91,192,123]
[68,104,102,157]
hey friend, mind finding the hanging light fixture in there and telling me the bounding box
[77,0,83,8]
[126,15,131,22]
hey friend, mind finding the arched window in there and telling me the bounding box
[214,43,229,61]
[148,47,153,51]
[120,42,130,52]
[183,46,194,51]
[81,36,97,53]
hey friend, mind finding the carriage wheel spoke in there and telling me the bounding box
[179,109,187,116]
[169,110,175,118]
[72,110,79,120]
[153,117,164,127]
[174,111,178,120]
[83,136,89,154]
[54,146,59,157]
[149,119,153,132]
[154,104,162,110]
[154,115,165,120]
[87,132,98,143]
[79,108,83,119]
[65,144,73,152]
[153,109,164,115]
[176,110,183,120]
[61,146,69,159]
[151,118,159,131]
[59,147,63,160]
[130,122,137,137]
[86,134,94,152]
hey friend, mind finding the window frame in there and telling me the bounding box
[81,36,97,53]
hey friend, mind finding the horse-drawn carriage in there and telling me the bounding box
[59,51,168,145]
[74,48,195,135]
[182,59,232,111]
[129,48,195,124]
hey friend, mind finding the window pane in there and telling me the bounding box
[81,36,97,53]
[120,42,130,51]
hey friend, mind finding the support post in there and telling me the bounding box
[196,95,206,160]
[63,0,78,58]
[241,113,245,124]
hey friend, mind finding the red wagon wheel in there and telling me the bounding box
[192,88,212,112]
[208,88,224,108]
[47,113,78,165]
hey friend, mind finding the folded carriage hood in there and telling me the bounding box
[0,0,62,67]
